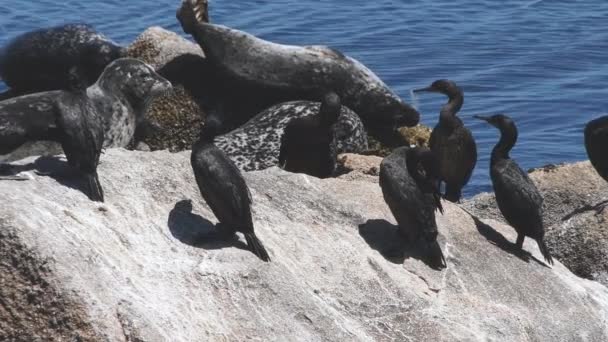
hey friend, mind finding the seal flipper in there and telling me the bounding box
[85,171,104,202]
[244,232,271,262]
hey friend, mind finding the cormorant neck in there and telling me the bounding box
[406,149,426,184]
[491,124,517,164]
[438,90,463,129]
[440,90,463,116]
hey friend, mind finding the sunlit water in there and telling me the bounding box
[1,0,607,197]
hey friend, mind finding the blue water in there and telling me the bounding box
[1,0,607,196]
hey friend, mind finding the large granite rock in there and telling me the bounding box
[127,27,206,151]
[1,150,607,341]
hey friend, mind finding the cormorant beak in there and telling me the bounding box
[473,115,491,122]
[412,86,435,93]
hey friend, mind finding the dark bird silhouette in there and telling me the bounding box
[0,68,105,202]
[585,116,608,182]
[474,114,553,266]
[191,117,270,262]
[278,92,341,178]
[379,146,446,268]
[413,79,477,202]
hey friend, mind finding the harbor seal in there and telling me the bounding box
[214,100,368,172]
[0,58,171,164]
[0,24,125,100]
[176,0,420,138]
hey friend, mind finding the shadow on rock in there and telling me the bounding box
[358,219,446,270]
[1,156,94,199]
[168,199,248,251]
[472,215,548,268]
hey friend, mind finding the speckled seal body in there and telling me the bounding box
[0,24,125,97]
[179,11,420,130]
[215,101,368,171]
[85,58,172,148]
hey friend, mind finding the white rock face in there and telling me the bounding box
[1,149,607,341]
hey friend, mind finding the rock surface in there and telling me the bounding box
[127,27,206,151]
[1,150,607,341]
[546,208,608,287]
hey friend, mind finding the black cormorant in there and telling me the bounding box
[379,146,446,268]
[0,68,105,202]
[585,116,608,182]
[278,92,341,178]
[191,116,270,262]
[474,114,553,265]
[413,79,477,202]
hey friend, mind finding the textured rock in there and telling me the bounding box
[127,27,205,151]
[463,161,608,228]
[335,153,382,182]
[1,150,607,341]
[546,208,608,287]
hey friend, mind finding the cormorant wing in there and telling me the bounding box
[54,93,104,172]
[493,159,544,228]
[197,146,253,225]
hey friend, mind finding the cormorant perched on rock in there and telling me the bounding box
[191,117,270,262]
[585,116,608,182]
[278,92,341,178]
[379,146,446,268]
[0,68,105,202]
[413,79,477,202]
[475,114,553,265]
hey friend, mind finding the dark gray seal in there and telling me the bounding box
[176,0,420,137]
[0,58,171,180]
[214,100,368,172]
[191,116,270,262]
[0,24,126,99]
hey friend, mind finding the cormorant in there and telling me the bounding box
[0,67,105,202]
[379,146,446,268]
[191,116,270,262]
[278,92,341,178]
[413,79,477,202]
[585,116,608,182]
[474,114,553,265]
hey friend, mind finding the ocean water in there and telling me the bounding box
[1,0,607,197]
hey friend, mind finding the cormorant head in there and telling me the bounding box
[200,115,222,141]
[319,91,341,125]
[413,79,461,97]
[473,113,515,131]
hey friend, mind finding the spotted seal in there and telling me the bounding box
[0,23,125,99]
[176,0,420,138]
[214,100,368,172]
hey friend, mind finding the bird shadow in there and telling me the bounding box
[471,215,549,268]
[0,155,91,199]
[167,199,249,251]
[358,219,446,270]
